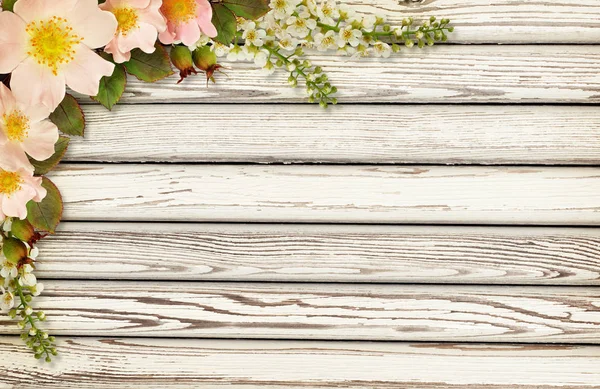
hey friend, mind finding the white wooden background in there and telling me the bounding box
[1,1,600,387]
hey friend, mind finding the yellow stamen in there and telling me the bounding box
[26,16,83,76]
[2,110,30,142]
[112,7,139,35]
[160,0,197,25]
[0,170,23,196]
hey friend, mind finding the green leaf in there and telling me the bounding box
[92,62,127,110]
[26,177,63,234]
[49,94,85,137]
[211,4,237,45]
[124,43,174,82]
[222,0,269,20]
[29,136,70,176]
[2,0,17,11]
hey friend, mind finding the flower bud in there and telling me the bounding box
[192,46,217,71]
[193,46,225,86]
[10,219,35,242]
[2,238,28,264]
[170,45,197,84]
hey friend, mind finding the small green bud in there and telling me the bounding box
[10,218,35,242]
[383,24,391,32]
[192,46,217,72]
[45,356,52,363]
[170,45,196,83]
[418,39,425,48]
[448,26,455,32]
[319,101,328,109]
[404,39,414,48]
[2,238,28,264]
[392,43,401,53]
[430,16,436,23]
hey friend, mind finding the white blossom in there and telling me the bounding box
[339,26,363,47]
[269,0,301,20]
[313,30,344,51]
[373,41,392,58]
[242,22,268,47]
[0,287,14,311]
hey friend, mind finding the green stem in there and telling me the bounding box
[316,21,450,41]
[14,277,53,361]
[263,45,332,104]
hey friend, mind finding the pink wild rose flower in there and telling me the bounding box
[0,83,59,171]
[0,0,118,111]
[100,0,167,63]
[158,0,217,46]
[0,164,46,220]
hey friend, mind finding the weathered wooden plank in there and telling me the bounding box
[2,282,599,343]
[351,0,600,44]
[1,338,599,388]
[70,105,600,165]
[74,46,600,104]
[50,164,600,225]
[37,223,600,285]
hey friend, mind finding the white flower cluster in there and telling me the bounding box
[0,218,55,361]
[195,0,452,107]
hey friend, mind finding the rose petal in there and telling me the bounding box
[158,23,177,45]
[10,58,66,112]
[22,120,59,161]
[139,0,167,32]
[177,20,201,47]
[118,22,157,53]
[0,11,28,74]
[195,0,217,38]
[0,142,32,173]
[1,186,35,219]
[67,0,118,49]
[63,46,115,97]
[0,83,17,116]
[26,175,47,202]
[21,103,51,125]
[13,0,78,23]
[104,38,131,63]
[108,0,150,8]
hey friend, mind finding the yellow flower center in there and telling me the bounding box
[246,30,257,41]
[322,36,335,46]
[0,170,23,196]
[113,7,139,35]
[160,0,197,25]
[2,110,30,142]
[294,19,306,28]
[26,16,83,76]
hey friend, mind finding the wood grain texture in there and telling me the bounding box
[36,223,600,285]
[1,282,599,343]
[49,164,600,225]
[74,46,600,104]
[1,338,599,388]
[69,105,600,165]
[348,0,600,44]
